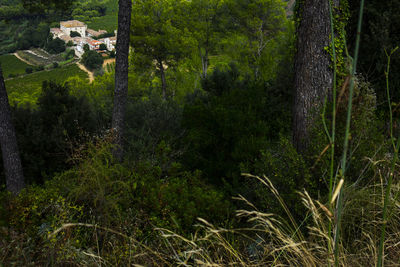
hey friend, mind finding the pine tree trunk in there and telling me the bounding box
[0,65,25,194]
[293,0,338,152]
[111,0,132,162]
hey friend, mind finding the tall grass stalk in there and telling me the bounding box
[323,0,338,264]
[377,47,400,267]
[333,0,364,265]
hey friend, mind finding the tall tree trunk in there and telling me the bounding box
[0,65,25,194]
[293,0,338,152]
[111,0,132,162]
[159,59,167,100]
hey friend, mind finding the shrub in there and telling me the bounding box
[52,62,59,68]
[10,81,98,184]
[45,37,66,54]
[70,31,81,37]
[81,50,103,71]
[25,67,33,74]
[99,43,107,51]
[51,140,231,234]
[35,65,44,71]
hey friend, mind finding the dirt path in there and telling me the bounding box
[14,52,34,65]
[76,62,94,83]
[103,58,115,68]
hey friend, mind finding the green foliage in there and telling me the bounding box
[25,67,33,74]
[324,0,350,80]
[308,75,385,192]
[218,0,288,80]
[0,54,32,77]
[124,95,185,169]
[45,37,66,54]
[64,49,75,60]
[49,140,231,233]
[182,64,291,188]
[347,0,400,111]
[69,31,81,37]
[81,50,103,70]
[99,43,107,51]
[131,0,196,94]
[8,81,98,184]
[6,64,88,106]
[250,137,313,218]
[85,0,118,33]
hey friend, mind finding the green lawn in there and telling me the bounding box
[0,54,33,78]
[5,64,88,106]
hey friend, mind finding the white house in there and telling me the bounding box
[60,20,87,37]
[88,39,103,50]
[103,37,116,51]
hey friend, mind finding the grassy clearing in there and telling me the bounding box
[0,54,33,78]
[5,64,88,106]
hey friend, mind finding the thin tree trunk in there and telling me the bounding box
[293,0,338,152]
[159,59,167,100]
[0,65,25,194]
[200,47,208,79]
[111,0,132,162]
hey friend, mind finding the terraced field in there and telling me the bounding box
[0,54,33,78]
[16,48,64,66]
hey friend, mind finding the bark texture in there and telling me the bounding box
[112,0,132,162]
[0,65,25,194]
[293,0,338,152]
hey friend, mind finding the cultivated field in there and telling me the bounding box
[0,54,33,78]
[87,0,118,33]
[6,64,88,106]
[16,48,64,66]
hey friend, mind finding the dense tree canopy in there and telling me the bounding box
[81,50,104,70]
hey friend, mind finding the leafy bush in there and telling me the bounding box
[81,50,103,71]
[35,65,44,71]
[69,31,81,37]
[99,43,107,51]
[51,140,231,234]
[8,81,98,184]
[182,64,290,188]
[124,95,185,169]
[45,37,66,54]
[25,67,33,74]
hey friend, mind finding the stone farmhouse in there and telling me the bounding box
[50,20,116,58]
[60,20,87,38]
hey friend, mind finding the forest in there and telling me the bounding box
[0,0,400,266]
